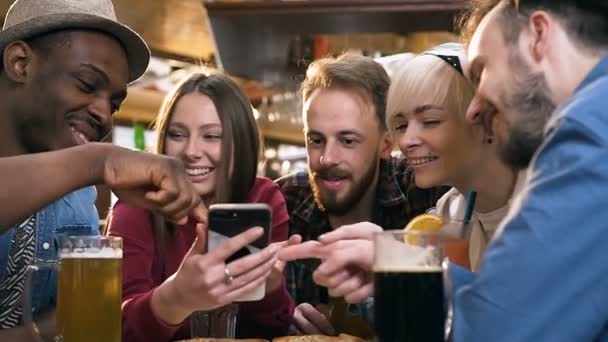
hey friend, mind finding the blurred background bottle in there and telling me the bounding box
[133,123,146,151]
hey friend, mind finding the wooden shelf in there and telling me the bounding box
[205,0,468,15]
[205,0,468,84]
[115,87,305,144]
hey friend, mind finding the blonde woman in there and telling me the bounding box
[386,43,527,271]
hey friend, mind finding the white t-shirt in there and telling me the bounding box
[435,171,527,271]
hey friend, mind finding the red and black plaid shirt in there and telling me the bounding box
[275,156,449,307]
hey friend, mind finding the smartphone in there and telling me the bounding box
[207,203,273,302]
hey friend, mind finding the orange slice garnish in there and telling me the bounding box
[404,213,444,244]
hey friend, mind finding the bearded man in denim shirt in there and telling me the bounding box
[449,0,608,340]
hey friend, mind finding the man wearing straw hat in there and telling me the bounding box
[0,0,206,338]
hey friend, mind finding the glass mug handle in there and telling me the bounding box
[442,258,454,342]
[23,260,59,342]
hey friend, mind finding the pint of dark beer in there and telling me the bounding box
[373,231,445,342]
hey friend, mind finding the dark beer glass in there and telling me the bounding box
[373,230,446,342]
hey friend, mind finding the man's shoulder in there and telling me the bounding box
[385,153,411,170]
[36,186,99,236]
[562,72,608,131]
[274,172,317,218]
[275,171,312,192]
[382,155,414,187]
[56,187,98,219]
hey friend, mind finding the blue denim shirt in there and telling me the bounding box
[451,55,608,341]
[0,186,99,314]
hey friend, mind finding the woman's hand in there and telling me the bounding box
[151,224,279,324]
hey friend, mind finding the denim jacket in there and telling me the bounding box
[0,186,99,315]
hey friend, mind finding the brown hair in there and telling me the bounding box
[458,0,503,44]
[152,71,261,250]
[459,0,608,51]
[300,54,390,131]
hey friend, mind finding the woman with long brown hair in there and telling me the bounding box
[107,71,294,341]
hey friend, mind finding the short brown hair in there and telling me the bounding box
[458,0,503,44]
[459,0,608,51]
[300,54,390,130]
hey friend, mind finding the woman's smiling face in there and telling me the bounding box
[164,92,224,198]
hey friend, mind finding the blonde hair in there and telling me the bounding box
[386,55,475,131]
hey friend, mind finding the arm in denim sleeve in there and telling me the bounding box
[0,144,110,229]
[453,117,608,341]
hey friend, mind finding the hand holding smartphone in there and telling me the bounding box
[207,203,273,301]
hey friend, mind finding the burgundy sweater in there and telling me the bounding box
[107,177,294,342]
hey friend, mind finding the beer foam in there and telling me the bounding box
[374,234,441,272]
[374,265,442,272]
[60,247,122,259]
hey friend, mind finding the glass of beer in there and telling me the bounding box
[373,230,447,342]
[190,304,239,338]
[23,236,122,342]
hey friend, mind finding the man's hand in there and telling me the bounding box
[278,224,380,304]
[318,222,382,244]
[312,223,380,303]
[313,240,375,304]
[290,303,336,336]
[278,235,324,262]
[267,235,302,293]
[102,146,207,224]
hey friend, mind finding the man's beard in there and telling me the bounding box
[309,155,379,217]
[499,53,556,169]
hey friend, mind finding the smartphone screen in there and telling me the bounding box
[207,203,272,250]
[207,203,273,302]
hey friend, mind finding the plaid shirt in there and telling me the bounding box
[276,156,448,315]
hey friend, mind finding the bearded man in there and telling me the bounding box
[276,54,447,336]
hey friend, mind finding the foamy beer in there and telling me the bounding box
[373,231,446,342]
[22,236,122,341]
[57,236,122,342]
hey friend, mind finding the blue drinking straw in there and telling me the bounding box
[461,191,477,238]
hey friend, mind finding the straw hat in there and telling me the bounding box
[0,0,150,82]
